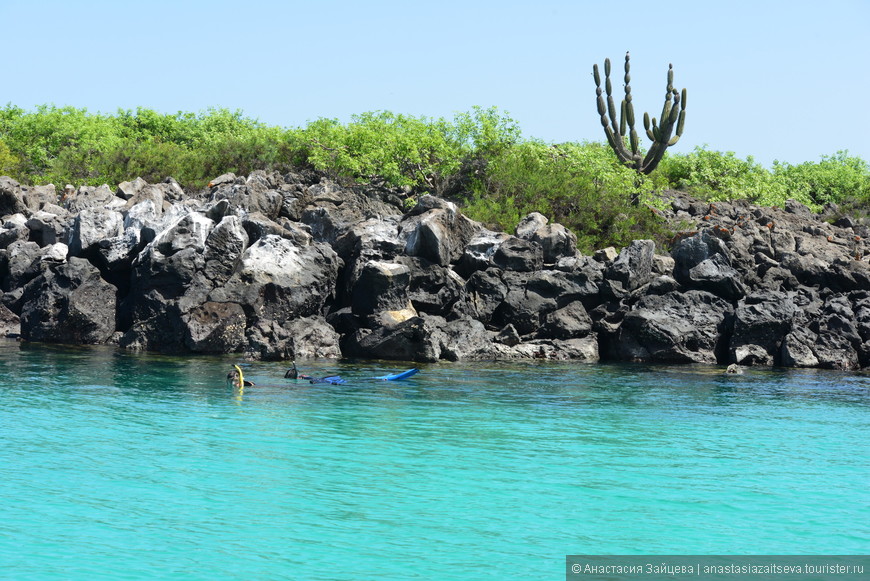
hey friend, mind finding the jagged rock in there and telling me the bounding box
[351,260,411,316]
[515,212,549,239]
[26,210,67,246]
[401,204,479,266]
[0,214,29,249]
[647,275,680,295]
[209,182,283,220]
[346,315,442,362]
[209,235,340,326]
[20,184,59,212]
[116,177,148,200]
[785,199,813,217]
[615,290,733,363]
[674,228,748,298]
[405,259,465,316]
[0,302,20,336]
[526,268,600,308]
[606,239,655,293]
[2,240,43,292]
[781,326,821,368]
[242,212,310,246]
[183,301,247,353]
[437,315,497,361]
[492,283,554,336]
[152,211,214,256]
[64,184,120,213]
[19,257,116,343]
[201,215,249,283]
[495,324,521,346]
[0,177,29,216]
[653,254,675,275]
[453,268,508,326]
[68,207,124,256]
[539,300,593,339]
[283,316,342,359]
[493,237,543,272]
[673,229,730,276]
[729,291,798,365]
[454,230,510,277]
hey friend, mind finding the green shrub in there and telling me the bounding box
[658,146,870,211]
[0,139,20,178]
[293,107,520,191]
[656,146,797,206]
[462,140,673,253]
[771,151,870,207]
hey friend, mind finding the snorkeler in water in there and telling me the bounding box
[227,365,255,388]
[284,362,346,385]
[284,361,312,380]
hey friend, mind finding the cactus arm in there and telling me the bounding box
[594,57,637,169]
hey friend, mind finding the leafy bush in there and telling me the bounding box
[462,140,673,252]
[656,146,795,206]
[771,151,870,207]
[0,139,20,178]
[291,106,520,192]
[657,146,870,211]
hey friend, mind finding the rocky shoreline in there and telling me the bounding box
[1,171,869,370]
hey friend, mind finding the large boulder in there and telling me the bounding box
[615,290,733,363]
[729,291,798,365]
[0,177,28,217]
[351,260,411,317]
[538,301,593,339]
[26,208,68,246]
[516,212,579,264]
[672,230,746,299]
[19,257,117,343]
[201,214,250,284]
[0,214,30,249]
[245,316,342,360]
[405,258,465,316]
[454,229,511,277]
[401,202,479,266]
[63,184,121,213]
[183,301,247,353]
[68,207,124,256]
[435,315,499,361]
[606,239,655,294]
[453,268,509,327]
[492,237,543,272]
[2,240,43,292]
[346,315,443,362]
[209,234,341,326]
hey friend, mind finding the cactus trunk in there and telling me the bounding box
[592,52,687,175]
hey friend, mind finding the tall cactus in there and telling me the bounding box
[593,52,686,175]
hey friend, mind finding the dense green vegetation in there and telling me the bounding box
[1,104,868,252]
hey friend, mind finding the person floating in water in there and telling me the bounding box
[284,362,346,384]
[227,365,255,388]
[284,362,312,380]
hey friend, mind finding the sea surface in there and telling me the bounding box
[1,340,867,580]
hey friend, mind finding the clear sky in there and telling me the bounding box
[3,0,868,167]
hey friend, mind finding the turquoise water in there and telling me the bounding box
[1,340,868,580]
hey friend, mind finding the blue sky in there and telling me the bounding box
[3,0,868,167]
